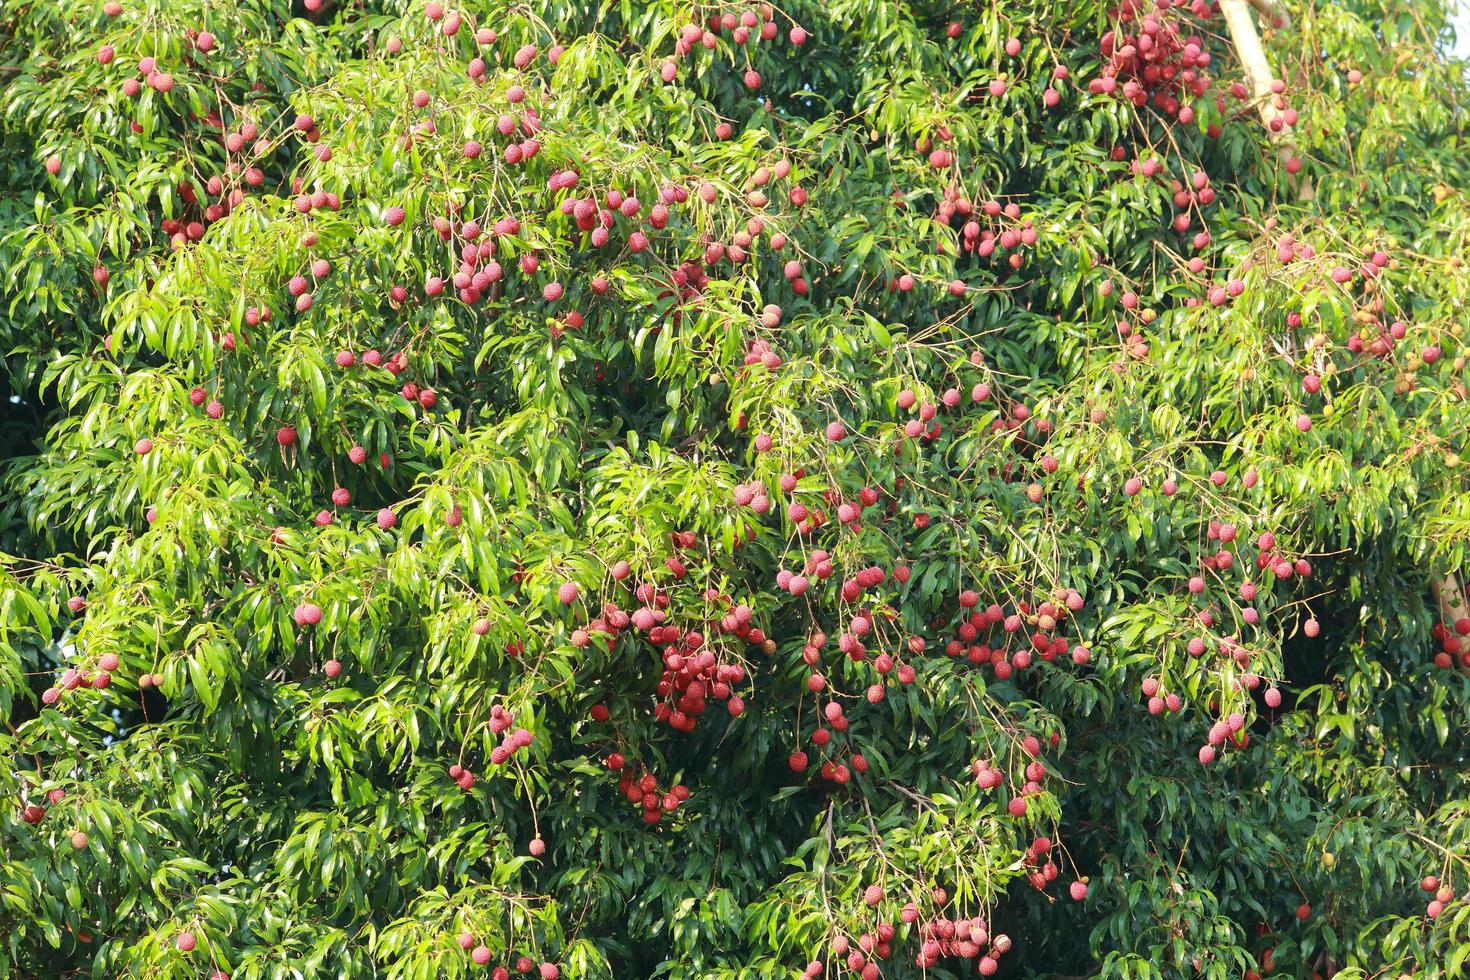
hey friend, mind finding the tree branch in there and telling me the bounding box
[1219,0,1312,199]
[1432,572,1469,634]
[1247,0,1288,29]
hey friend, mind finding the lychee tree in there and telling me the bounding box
[2,0,1469,978]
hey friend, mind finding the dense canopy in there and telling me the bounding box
[1,0,1469,977]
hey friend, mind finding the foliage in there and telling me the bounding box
[1,0,1469,977]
